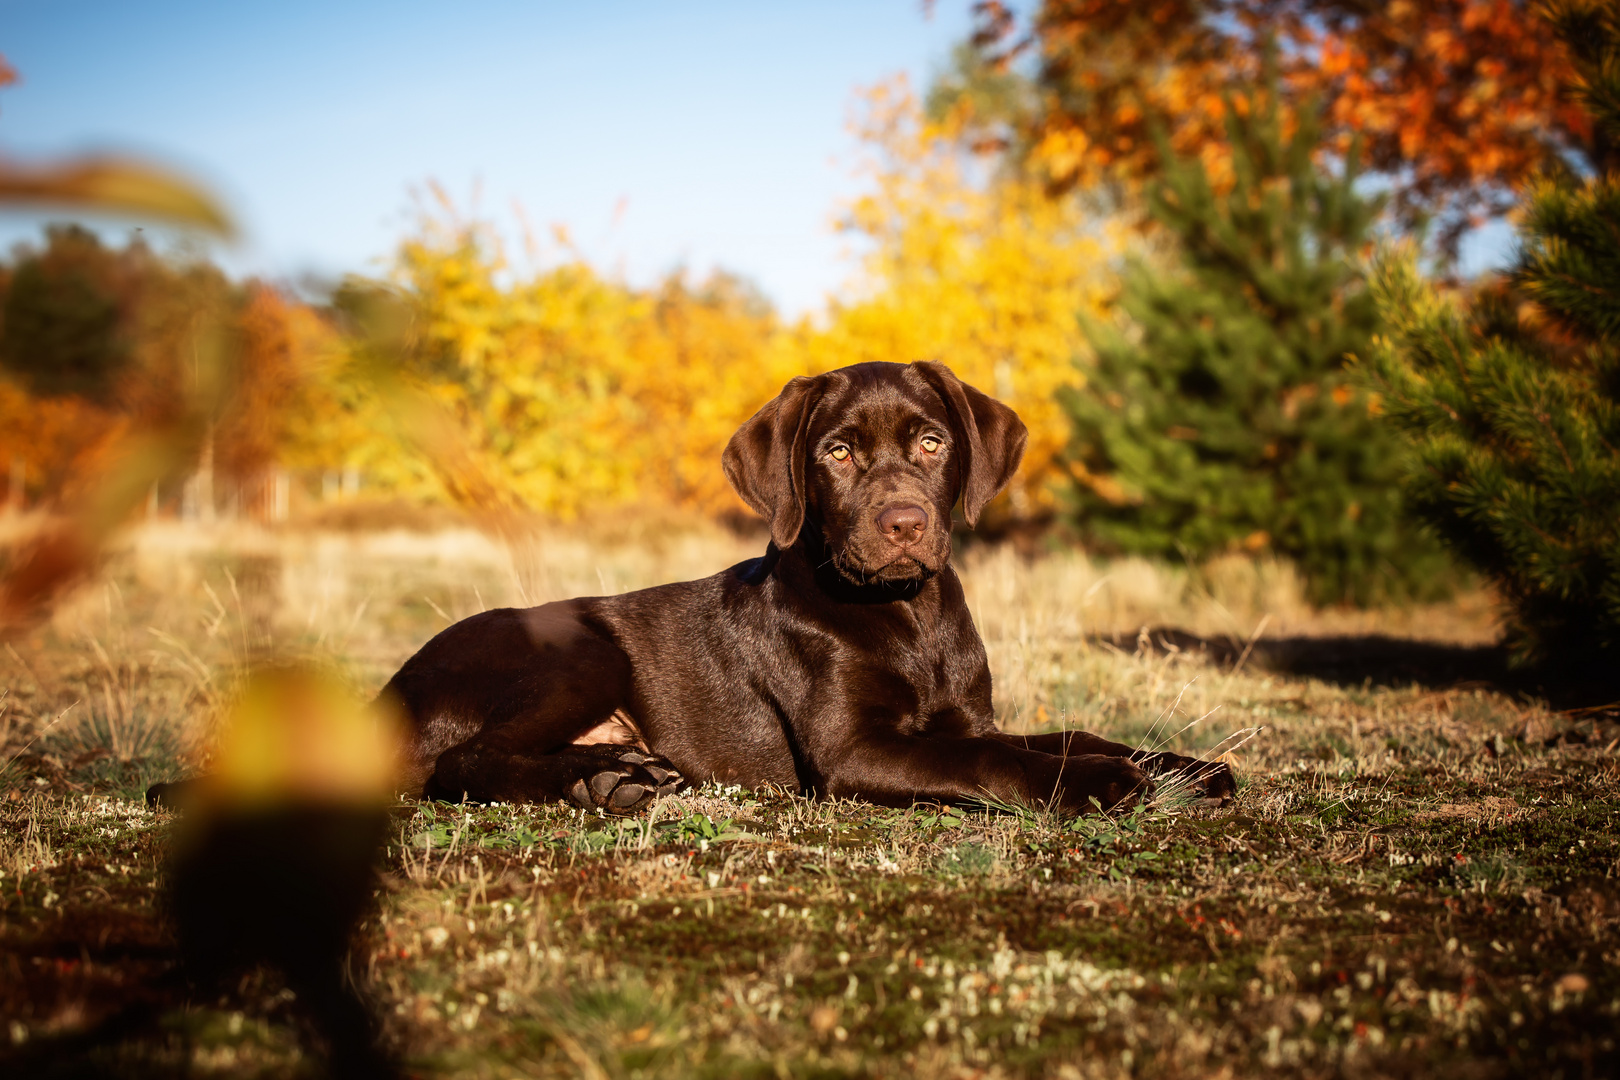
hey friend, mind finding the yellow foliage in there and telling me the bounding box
[396,224,654,514]
[339,214,797,519]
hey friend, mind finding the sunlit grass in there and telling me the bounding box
[0,519,1615,1078]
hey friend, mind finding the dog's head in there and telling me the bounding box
[723,361,1027,584]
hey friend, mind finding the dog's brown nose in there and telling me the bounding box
[876,505,929,547]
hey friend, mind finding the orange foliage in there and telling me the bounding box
[215,286,333,483]
[0,232,200,506]
[0,384,121,505]
[985,1,1252,193]
[976,0,1583,252]
[1314,0,1584,244]
[639,276,794,514]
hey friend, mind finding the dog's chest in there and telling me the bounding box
[872,614,992,734]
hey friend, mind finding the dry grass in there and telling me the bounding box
[1,520,1616,1078]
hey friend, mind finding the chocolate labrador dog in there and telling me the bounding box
[386,361,1235,814]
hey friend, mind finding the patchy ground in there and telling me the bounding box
[1,523,1617,1078]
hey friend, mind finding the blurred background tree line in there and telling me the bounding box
[0,76,1116,529]
[1,0,1616,667]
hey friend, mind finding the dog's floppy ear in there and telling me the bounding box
[913,361,1028,527]
[723,374,825,549]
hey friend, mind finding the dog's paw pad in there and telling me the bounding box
[570,765,665,813]
[565,753,685,813]
[651,772,687,796]
[651,759,686,795]
[642,754,686,786]
[609,782,648,809]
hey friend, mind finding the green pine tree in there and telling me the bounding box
[1367,1,1620,672]
[1062,79,1446,605]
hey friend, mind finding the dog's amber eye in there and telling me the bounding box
[920,436,942,454]
[829,446,850,462]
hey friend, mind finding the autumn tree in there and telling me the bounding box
[0,54,242,627]
[214,286,334,486]
[803,77,1121,525]
[325,203,795,519]
[1367,0,1620,672]
[0,229,223,502]
[959,0,1586,255]
[1063,83,1448,604]
[639,272,787,514]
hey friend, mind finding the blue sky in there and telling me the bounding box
[0,0,976,316]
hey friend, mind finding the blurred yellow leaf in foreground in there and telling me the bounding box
[0,155,232,236]
[207,664,404,808]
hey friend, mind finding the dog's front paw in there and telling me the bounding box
[1141,753,1236,806]
[614,749,687,798]
[1058,755,1154,815]
[1193,760,1237,805]
[566,749,686,813]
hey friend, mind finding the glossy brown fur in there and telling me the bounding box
[385,361,1235,814]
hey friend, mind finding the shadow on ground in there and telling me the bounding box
[1108,628,1618,711]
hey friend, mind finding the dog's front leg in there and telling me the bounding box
[812,729,1150,815]
[988,731,1236,805]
